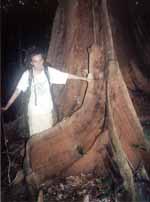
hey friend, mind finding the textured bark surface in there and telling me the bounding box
[28,44,108,185]
[102,1,149,200]
[107,0,150,120]
[25,1,150,200]
[104,0,147,169]
[47,0,94,120]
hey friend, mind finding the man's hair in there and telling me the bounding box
[24,46,46,69]
[30,47,45,59]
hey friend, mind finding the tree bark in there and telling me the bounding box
[25,0,150,201]
[106,0,150,121]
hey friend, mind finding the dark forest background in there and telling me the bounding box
[2,0,58,122]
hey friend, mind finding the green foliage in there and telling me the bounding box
[95,175,114,200]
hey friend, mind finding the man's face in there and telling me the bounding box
[31,54,44,70]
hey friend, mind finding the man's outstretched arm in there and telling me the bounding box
[68,73,93,82]
[1,88,21,111]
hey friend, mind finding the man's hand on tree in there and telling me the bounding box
[87,73,94,81]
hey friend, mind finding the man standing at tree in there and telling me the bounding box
[2,48,92,136]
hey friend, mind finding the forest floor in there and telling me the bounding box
[1,117,150,202]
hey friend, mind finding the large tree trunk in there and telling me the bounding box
[25,0,150,201]
[107,0,150,122]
